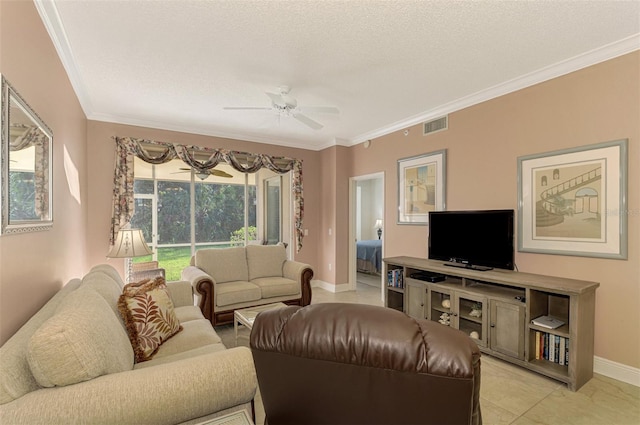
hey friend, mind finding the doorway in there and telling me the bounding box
[348,172,384,301]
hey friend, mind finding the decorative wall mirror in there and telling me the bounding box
[1,75,53,234]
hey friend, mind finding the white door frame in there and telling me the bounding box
[348,172,385,302]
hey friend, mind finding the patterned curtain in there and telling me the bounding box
[10,126,50,219]
[111,137,305,252]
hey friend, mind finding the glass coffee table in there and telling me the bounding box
[234,302,288,345]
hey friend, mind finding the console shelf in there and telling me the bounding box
[384,256,599,391]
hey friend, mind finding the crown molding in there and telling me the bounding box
[34,0,94,116]
[87,113,322,151]
[36,0,638,152]
[349,34,640,145]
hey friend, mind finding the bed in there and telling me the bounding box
[356,239,382,274]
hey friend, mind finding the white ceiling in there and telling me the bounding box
[36,0,639,151]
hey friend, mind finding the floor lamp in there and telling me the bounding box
[107,228,153,283]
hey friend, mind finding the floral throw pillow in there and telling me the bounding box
[118,277,182,363]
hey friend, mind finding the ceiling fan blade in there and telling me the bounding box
[179,167,232,178]
[211,170,233,178]
[293,113,323,130]
[265,92,282,104]
[223,107,271,110]
[298,106,340,114]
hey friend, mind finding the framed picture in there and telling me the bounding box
[517,139,628,259]
[397,150,446,225]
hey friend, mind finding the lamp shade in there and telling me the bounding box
[107,228,152,258]
[374,219,383,229]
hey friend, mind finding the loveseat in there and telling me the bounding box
[251,303,482,425]
[0,264,257,424]
[182,244,313,327]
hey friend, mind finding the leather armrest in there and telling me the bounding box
[283,261,313,305]
[181,266,215,322]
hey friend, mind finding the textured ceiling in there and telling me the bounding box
[37,0,639,151]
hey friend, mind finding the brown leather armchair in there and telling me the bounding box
[250,303,481,425]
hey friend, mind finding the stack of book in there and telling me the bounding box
[534,331,569,366]
[387,269,404,288]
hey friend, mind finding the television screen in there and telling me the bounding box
[428,209,515,271]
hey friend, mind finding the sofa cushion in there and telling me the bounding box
[252,277,300,299]
[152,319,223,360]
[216,281,261,307]
[165,280,194,307]
[174,305,206,323]
[195,247,249,284]
[27,286,134,388]
[81,267,126,320]
[118,278,183,363]
[0,279,83,404]
[246,244,286,280]
[87,264,126,289]
[135,342,227,369]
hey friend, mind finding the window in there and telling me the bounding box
[264,176,281,245]
[130,158,288,280]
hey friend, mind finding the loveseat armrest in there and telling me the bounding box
[283,260,313,305]
[182,266,216,323]
[165,280,194,308]
[0,347,257,425]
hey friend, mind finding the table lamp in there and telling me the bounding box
[374,219,383,240]
[107,228,153,282]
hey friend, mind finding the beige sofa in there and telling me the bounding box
[0,264,257,424]
[182,244,313,327]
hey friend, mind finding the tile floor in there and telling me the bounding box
[218,283,640,425]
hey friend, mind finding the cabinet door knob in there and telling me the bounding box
[490,323,495,328]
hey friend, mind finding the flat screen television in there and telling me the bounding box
[428,209,515,271]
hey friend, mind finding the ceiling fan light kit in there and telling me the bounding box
[224,85,339,131]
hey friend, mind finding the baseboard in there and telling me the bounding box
[311,280,351,293]
[594,356,640,387]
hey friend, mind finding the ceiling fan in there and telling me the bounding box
[223,86,339,130]
[173,168,233,180]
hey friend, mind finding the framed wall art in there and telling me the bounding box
[517,139,628,259]
[397,149,446,225]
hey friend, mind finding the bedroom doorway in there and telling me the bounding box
[348,172,384,302]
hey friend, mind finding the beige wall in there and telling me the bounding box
[85,121,321,277]
[0,0,88,344]
[346,52,640,368]
[317,145,350,284]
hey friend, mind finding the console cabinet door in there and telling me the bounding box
[490,300,525,360]
[427,287,452,326]
[455,292,487,347]
[405,279,426,319]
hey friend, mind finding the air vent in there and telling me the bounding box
[423,115,448,135]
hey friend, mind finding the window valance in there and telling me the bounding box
[111,136,305,252]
